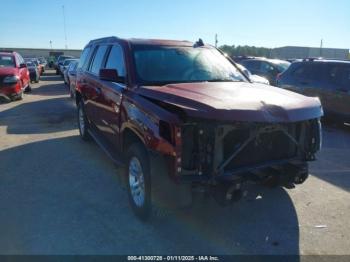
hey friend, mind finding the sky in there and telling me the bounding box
[0,0,349,50]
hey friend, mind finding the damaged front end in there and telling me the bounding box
[136,82,323,205]
[173,118,321,205]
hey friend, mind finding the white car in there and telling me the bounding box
[237,63,270,85]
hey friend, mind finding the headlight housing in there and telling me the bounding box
[3,75,19,84]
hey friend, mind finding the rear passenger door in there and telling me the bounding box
[288,63,327,97]
[98,44,127,148]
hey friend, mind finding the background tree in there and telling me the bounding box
[219,45,272,58]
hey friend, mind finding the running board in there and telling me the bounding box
[87,128,125,167]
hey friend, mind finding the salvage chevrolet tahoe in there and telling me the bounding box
[76,37,323,220]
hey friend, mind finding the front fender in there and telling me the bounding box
[120,91,182,156]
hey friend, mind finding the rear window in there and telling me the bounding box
[63,59,74,66]
[241,60,260,70]
[90,45,108,75]
[58,56,72,63]
[0,55,15,67]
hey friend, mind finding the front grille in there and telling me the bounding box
[223,124,300,171]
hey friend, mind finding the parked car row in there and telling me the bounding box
[54,55,75,75]
[24,57,46,75]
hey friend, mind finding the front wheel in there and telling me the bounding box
[126,143,152,221]
[77,101,91,141]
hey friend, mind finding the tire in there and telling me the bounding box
[126,143,152,221]
[25,84,32,92]
[70,85,75,99]
[77,101,91,141]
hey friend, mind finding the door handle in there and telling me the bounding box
[300,81,309,85]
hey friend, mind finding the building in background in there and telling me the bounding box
[271,46,349,60]
[0,47,82,59]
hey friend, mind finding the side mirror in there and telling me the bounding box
[99,68,124,83]
[19,63,27,68]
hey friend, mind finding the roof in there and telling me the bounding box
[86,36,195,47]
[127,38,193,46]
[242,57,288,63]
[0,51,15,56]
[299,59,350,64]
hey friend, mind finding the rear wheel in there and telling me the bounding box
[25,84,32,92]
[77,101,91,141]
[126,143,152,221]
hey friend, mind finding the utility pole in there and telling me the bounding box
[62,5,68,49]
[215,34,218,48]
[49,40,53,50]
[320,39,323,57]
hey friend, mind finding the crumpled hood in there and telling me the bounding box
[136,82,323,123]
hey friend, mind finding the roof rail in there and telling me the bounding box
[302,57,322,62]
[87,36,119,46]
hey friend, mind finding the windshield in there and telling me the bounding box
[133,46,246,85]
[0,55,15,67]
[26,61,35,67]
[271,60,290,72]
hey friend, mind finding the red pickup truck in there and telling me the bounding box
[0,52,30,101]
[75,37,323,220]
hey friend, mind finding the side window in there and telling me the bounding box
[90,45,108,75]
[105,45,126,77]
[292,64,308,78]
[78,47,91,71]
[328,65,342,86]
[260,62,274,73]
[328,64,350,89]
[292,63,324,82]
[68,62,75,71]
[242,60,260,71]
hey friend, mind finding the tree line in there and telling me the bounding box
[219,45,272,58]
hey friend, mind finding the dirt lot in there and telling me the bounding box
[0,70,349,255]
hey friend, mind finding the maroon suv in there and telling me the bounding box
[0,52,30,101]
[76,37,323,220]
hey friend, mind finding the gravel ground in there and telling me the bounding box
[0,71,349,255]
